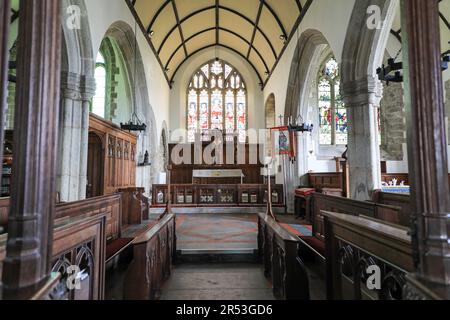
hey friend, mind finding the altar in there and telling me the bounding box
[192,169,244,184]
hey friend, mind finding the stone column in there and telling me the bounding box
[2,0,62,299]
[0,0,10,299]
[58,72,95,202]
[401,0,450,296]
[342,77,382,200]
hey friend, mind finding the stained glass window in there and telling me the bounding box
[187,60,247,143]
[318,57,347,145]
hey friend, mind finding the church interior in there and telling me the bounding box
[0,0,450,302]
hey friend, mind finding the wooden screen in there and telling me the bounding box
[89,114,137,196]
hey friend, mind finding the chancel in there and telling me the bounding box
[0,0,450,304]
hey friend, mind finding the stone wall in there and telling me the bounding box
[380,82,406,161]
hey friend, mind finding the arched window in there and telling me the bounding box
[318,57,347,145]
[92,52,107,118]
[187,59,247,143]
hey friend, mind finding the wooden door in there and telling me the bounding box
[87,132,104,198]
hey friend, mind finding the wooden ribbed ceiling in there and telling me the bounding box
[127,0,313,88]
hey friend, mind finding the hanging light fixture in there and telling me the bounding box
[121,19,147,132]
[377,46,450,85]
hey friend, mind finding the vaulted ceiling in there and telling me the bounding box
[127,0,313,87]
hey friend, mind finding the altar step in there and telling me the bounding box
[176,249,258,264]
[150,207,285,215]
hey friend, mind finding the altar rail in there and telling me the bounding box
[152,184,285,207]
[257,212,310,300]
[323,211,413,300]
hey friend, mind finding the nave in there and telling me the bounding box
[1,0,450,303]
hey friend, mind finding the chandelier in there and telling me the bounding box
[121,19,146,133]
[377,48,450,84]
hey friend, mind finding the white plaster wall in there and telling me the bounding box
[263,0,355,178]
[85,0,170,147]
[263,0,356,122]
[169,47,265,140]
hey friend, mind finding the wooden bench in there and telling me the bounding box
[258,212,310,300]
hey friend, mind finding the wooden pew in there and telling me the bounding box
[308,173,344,197]
[371,190,411,226]
[123,213,176,300]
[52,213,107,300]
[323,211,413,300]
[257,212,310,300]
[0,197,9,232]
[1,213,107,300]
[311,193,409,242]
[118,187,149,226]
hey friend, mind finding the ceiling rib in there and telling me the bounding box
[126,0,171,85]
[165,26,270,75]
[170,43,263,85]
[147,0,171,34]
[261,1,287,38]
[156,5,278,59]
[262,0,313,88]
[130,0,313,89]
[170,0,188,58]
[247,1,264,61]
[215,0,220,45]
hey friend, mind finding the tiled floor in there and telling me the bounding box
[160,263,275,300]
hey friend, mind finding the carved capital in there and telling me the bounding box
[60,71,96,101]
[342,76,383,107]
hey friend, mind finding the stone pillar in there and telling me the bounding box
[401,0,450,295]
[2,0,62,299]
[380,82,406,161]
[0,1,11,299]
[342,77,382,200]
[58,72,95,202]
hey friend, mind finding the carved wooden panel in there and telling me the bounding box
[89,114,138,196]
[257,213,310,300]
[123,214,176,300]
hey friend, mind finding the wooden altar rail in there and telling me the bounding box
[311,193,410,242]
[152,184,285,207]
[123,213,176,300]
[323,211,413,300]
[257,212,310,300]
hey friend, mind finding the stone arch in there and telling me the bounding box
[58,0,96,202]
[101,21,158,194]
[265,94,276,129]
[283,29,333,212]
[340,0,399,200]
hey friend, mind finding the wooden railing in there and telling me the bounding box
[55,194,121,241]
[323,211,413,300]
[257,212,310,300]
[152,184,284,207]
[123,213,176,300]
[311,193,410,241]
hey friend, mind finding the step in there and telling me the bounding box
[176,249,259,264]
